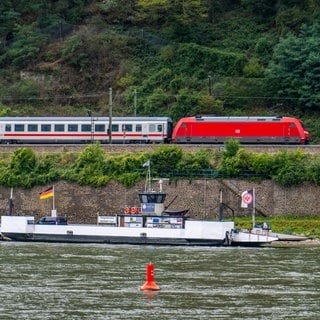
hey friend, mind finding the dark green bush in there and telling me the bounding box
[151,145,183,174]
[10,148,36,173]
[269,150,308,186]
[0,142,317,188]
[68,143,108,186]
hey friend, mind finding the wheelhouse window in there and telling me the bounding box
[95,124,105,132]
[54,124,64,132]
[15,124,25,132]
[81,124,91,132]
[41,124,51,132]
[136,124,142,132]
[5,124,11,132]
[139,193,166,204]
[68,124,78,132]
[28,124,38,132]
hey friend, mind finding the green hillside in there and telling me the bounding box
[1,1,320,140]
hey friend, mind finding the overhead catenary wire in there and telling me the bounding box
[0,92,315,102]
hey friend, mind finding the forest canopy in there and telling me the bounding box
[1,1,320,139]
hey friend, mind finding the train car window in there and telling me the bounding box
[81,124,91,132]
[54,124,64,132]
[136,124,142,132]
[68,124,78,132]
[5,124,11,132]
[14,124,24,132]
[112,124,119,132]
[290,123,296,128]
[122,124,132,132]
[28,124,38,132]
[149,124,156,132]
[157,124,163,132]
[41,124,51,132]
[95,124,105,132]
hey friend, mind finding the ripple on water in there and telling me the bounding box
[0,243,319,320]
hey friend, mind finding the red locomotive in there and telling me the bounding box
[171,116,309,144]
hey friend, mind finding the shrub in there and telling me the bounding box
[151,145,183,174]
[272,150,308,186]
[222,139,240,158]
[249,152,276,176]
[69,143,107,185]
[10,148,36,173]
[306,155,320,185]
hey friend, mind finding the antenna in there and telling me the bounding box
[152,178,169,192]
[143,160,151,192]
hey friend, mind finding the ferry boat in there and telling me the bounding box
[0,164,278,246]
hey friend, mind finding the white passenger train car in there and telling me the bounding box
[0,117,173,144]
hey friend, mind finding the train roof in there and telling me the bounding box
[0,116,172,122]
[181,115,298,122]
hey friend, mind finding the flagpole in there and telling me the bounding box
[51,185,57,217]
[52,185,55,211]
[252,188,256,229]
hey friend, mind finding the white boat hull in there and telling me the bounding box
[1,216,234,246]
[231,230,278,246]
[0,216,278,246]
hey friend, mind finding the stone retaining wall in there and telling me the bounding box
[0,180,319,223]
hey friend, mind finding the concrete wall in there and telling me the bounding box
[1,179,319,223]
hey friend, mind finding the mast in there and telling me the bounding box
[143,160,151,191]
[140,160,166,215]
[252,188,256,229]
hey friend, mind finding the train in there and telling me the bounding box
[172,115,310,144]
[0,117,173,144]
[0,115,309,145]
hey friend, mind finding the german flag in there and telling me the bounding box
[39,187,54,200]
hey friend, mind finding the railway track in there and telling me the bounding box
[0,144,319,154]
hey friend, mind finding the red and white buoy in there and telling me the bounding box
[140,262,160,291]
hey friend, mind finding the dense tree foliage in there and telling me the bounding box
[266,14,320,111]
[1,143,320,188]
[1,1,320,138]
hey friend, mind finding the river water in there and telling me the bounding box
[0,242,319,320]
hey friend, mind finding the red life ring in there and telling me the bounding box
[137,207,142,214]
[130,207,137,214]
[123,207,130,214]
